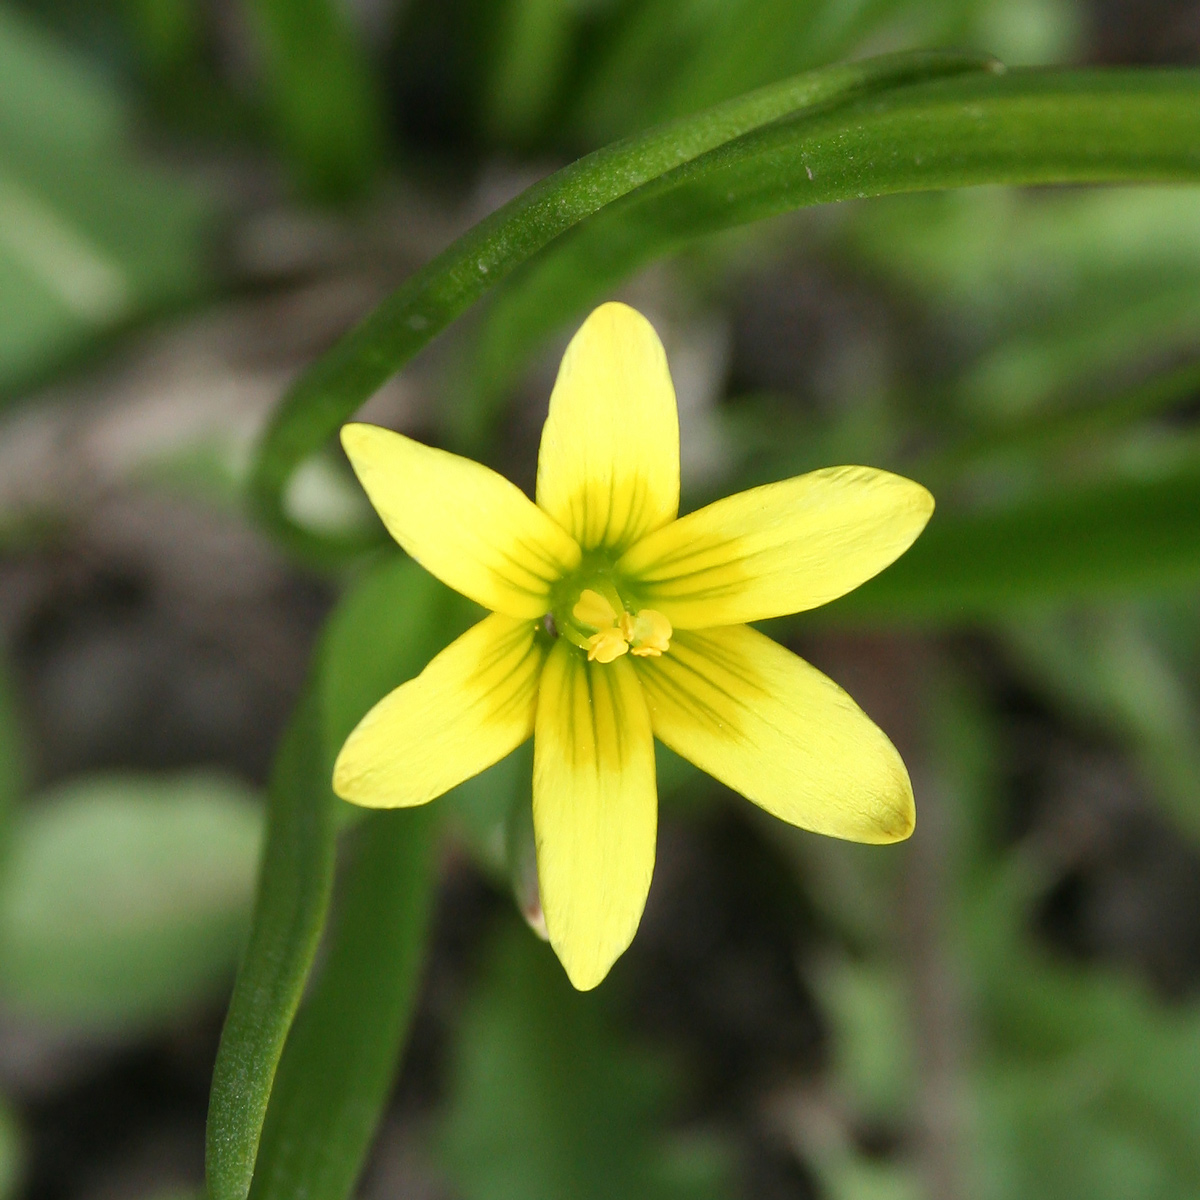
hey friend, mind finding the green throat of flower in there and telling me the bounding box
[548,571,672,664]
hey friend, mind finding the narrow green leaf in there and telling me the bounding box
[251,62,1200,559]
[219,557,469,1200]
[625,67,1200,229]
[824,463,1200,622]
[246,0,384,201]
[249,49,991,560]
[247,806,437,1200]
[206,685,337,1200]
[464,68,1200,440]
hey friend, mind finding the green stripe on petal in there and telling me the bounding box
[342,423,580,619]
[635,625,914,844]
[533,640,656,990]
[334,614,545,808]
[536,303,679,555]
[618,466,933,627]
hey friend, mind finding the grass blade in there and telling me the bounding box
[206,685,337,1200]
[247,807,438,1200]
[463,68,1200,440]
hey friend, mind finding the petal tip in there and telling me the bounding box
[864,773,917,844]
[877,469,934,525]
[555,942,620,991]
[542,875,645,991]
[878,794,917,843]
[339,421,389,471]
[544,886,647,991]
[331,738,375,807]
[569,301,670,376]
[913,481,936,522]
[339,420,373,449]
[584,298,655,330]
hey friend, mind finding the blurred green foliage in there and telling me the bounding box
[399,0,1078,151]
[0,4,212,395]
[441,920,732,1200]
[0,1,1198,1199]
[0,772,262,1027]
[246,0,384,201]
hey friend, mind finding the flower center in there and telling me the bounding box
[553,580,671,664]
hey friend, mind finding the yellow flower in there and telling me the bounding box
[333,302,933,990]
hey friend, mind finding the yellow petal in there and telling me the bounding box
[533,640,657,990]
[342,423,580,619]
[334,613,545,808]
[618,467,933,628]
[634,625,914,843]
[536,302,679,555]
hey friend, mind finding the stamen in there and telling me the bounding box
[587,628,630,663]
[628,609,672,657]
[564,584,671,663]
[573,588,619,630]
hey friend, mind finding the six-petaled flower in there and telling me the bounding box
[333,302,934,989]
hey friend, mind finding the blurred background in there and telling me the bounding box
[0,1,1199,1198]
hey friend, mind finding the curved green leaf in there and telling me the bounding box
[463,68,1200,442]
[206,685,337,1200]
[249,49,991,560]
[251,60,1200,562]
[247,807,437,1200]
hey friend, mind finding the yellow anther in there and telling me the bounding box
[571,587,670,663]
[573,588,619,630]
[587,627,630,663]
[628,609,672,657]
